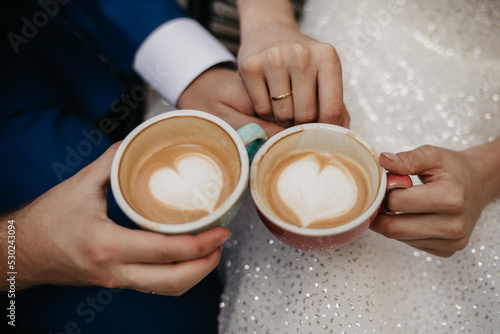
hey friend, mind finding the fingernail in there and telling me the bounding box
[216,232,231,248]
[381,152,401,163]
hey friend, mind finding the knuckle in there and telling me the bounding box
[376,221,400,239]
[192,240,213,256]
[321,101,345,121]
[182,235,215,258]
[254,103,272,117]
[86,264,123,289]
[316,43,340,64]
[442,219,468,240]
[73,229,122,288]
[274,106,294,121]
[156,247,175,264]
[170,291,184,297]
[290,43,311,72]
[405,145,438,170]
[452,238,469,252]
[438,251,456,258]
[165,280,189,296]
[442,188,466,213]
[415,145,439,161]
[385,195,399,212]
[170,289,189,297]
[265,46,286,68]
[296,109,317,124]
[86,237,115,265]
[96,274,122,289]
[240,54,264,77]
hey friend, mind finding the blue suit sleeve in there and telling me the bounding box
[58,0,187,72]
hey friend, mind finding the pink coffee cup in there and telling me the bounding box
[250,124,412,251]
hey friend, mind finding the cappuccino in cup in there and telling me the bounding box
[265,149,370,229]
[127,142,239,224]
[112,110,267,234]
[118,115,240,225]
[250,123,411,251]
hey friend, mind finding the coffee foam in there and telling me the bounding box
[127,143,238,224]
[149,153,223,213]
[266,150,369,228]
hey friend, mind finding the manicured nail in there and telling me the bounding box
[381,152,401,163]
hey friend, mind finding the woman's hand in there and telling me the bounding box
[371,139,500,257]
[237,0,350,128]
[178,65,284,138]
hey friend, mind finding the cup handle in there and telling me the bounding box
[379,173,413,214]
[236,123,268,162]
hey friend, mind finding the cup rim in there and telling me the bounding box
[250,123,387,237]
[110,109,250,234]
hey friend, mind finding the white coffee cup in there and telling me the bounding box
[111,110,267,235]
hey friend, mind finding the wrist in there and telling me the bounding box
[464,138,500,204]
[1,206,49,291]
[237,0,297,38]
[178,64,237,108]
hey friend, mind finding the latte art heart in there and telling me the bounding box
[277,156,358,227]
[126,140,239,225]
[265,150,369,229]
[149,153,223,213]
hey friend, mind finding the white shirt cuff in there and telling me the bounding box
[133,18,236,105]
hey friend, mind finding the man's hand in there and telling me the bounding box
[0,143,231,295]
[178,66,284,138]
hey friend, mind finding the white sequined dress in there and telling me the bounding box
[218,0,500,333]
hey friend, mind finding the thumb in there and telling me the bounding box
[379,145,440,176]
[78,141,122,187]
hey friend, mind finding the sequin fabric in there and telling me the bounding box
[218,0,500,333]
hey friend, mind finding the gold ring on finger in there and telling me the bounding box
[270,89,292,101]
